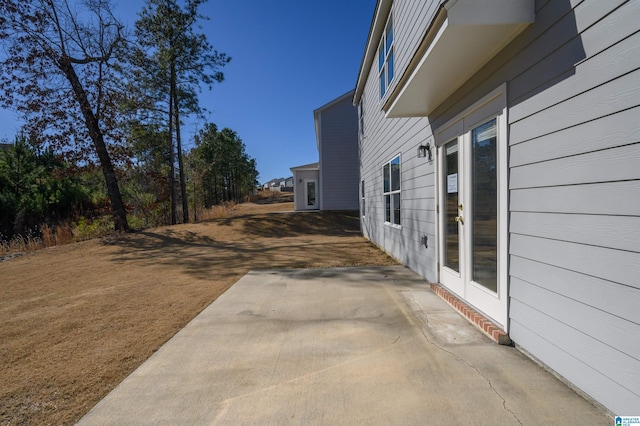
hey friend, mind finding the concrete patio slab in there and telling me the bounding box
[79,266,610,425]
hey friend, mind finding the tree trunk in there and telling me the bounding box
[58,57,129,232]
[212,173,218,206]
[168,74,177,225]
[193,174,197,222]
[173,69,189,223]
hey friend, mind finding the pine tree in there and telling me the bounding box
[131,0,230,223]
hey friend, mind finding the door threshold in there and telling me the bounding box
[430,283,512,346]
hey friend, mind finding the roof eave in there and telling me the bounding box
[384,0,534,117]
[353,0,392,105]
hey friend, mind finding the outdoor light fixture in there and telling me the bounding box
[417,143,432,161]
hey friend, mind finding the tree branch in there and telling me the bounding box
[46,0,68,57]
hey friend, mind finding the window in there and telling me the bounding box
[383,155,401,226]
[378,14,394,98]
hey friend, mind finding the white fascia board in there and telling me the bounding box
[315,111,321,152]
[290,162,320,172]
[353,0,392,105]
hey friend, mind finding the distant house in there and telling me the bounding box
[282,177,294,193]
[354,0,639,414]
[290,162,319,210]
[290,90,359,211]
[261,177,293,192]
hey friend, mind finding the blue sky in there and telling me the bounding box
[0,0,377,185]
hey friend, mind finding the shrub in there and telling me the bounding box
[73,216,114,241]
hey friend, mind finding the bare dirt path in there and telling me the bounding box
[0,198,397,425]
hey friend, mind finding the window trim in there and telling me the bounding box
[378,13,394,99]
[383,154,401,228]
[361,179,366,218]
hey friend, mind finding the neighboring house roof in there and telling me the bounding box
[290,162,319,172]
[314,90,355,151]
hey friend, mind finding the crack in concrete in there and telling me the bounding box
[407,291,524,426]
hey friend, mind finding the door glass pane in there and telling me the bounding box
[390,155,400,191]
[385,194,391,222]
[383,163,390,192]
[444,140,459,272]
[393,193,400,225]
[306,181,316,206]
[385,18,393,53]
[471,119,497,292]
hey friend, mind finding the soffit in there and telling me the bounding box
[384,0,534,117]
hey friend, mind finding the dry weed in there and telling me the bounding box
[55,224,74,245]
[198,202,237,220]
[0,233,42,255]
[41,224,54,247]
[1,223,83,256]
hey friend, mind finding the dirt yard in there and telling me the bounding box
[0,195,398,425]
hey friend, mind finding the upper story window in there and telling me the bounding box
[378,14,394,99]
[383,154,401,226]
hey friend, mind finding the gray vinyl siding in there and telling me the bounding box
[437,0,640,414]
[359,0,439,280]
[506,0,640,414]
[359,0,640,414]
[318,95,359,211]
[392,1,441,84]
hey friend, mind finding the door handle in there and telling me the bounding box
[455,216,464,224]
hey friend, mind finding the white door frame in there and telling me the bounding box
[435,84,509,330]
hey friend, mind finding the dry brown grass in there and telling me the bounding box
[0,196,397,425]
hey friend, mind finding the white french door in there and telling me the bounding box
[436,86,508,329]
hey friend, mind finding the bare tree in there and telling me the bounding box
[0,0,129,231]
